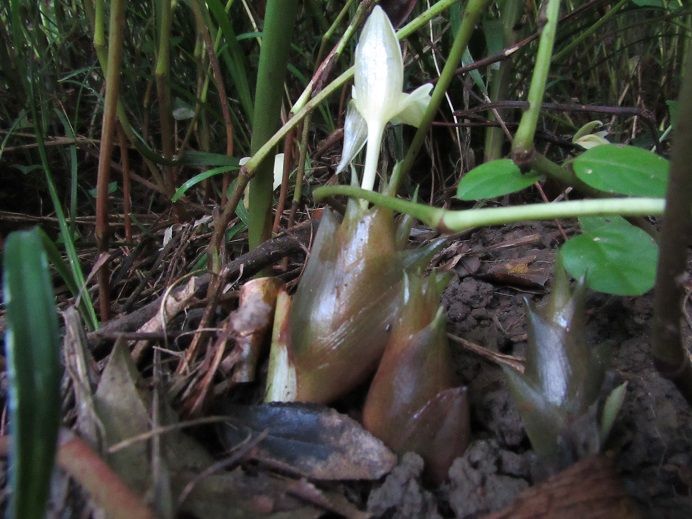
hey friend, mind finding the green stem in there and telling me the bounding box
[246,0,299,250]
[313,185,664,232]
[292,0,366,113]
[531,152,600,196]
[551,0,628,64]
[89,0,171,191]
[155,0,175,192]
[393,0,492,194]
[95,0,126,320]
[511,0,561,168]
[484,0,522,162]
[362,123,384,191]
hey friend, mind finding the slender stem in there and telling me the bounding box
[95,0,126,320]
[531,152,599,196]
[484,0,522,162]
[155,0,175,192]
[313,185,665,232]
[511,0,561,169]
[247,0,299,251]
[90,0,171,192]
[288,117,311,229]
[652,42,692,406]
[361,123,384,191]
[191,0,234,194]
[552,0,628,64]
[394,0,492,193]
[292,0,371,113]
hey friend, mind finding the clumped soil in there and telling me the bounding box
[364,222,692,518]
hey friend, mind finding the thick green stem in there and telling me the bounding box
[247,0,299,250]
[393,0,492,194]
[511,0,561,169]
[313,185,665,233]
[652,43,692,406]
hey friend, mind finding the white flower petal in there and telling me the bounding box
[574,134,610,150]
[273,153,285,190]
[337,101,368,173]
[391,83,433,127]
[354,6,403,129]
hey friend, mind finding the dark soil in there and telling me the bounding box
[365,222,692,518]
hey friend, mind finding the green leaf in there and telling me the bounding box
[456,159,540,200]
[666,100,679,130]
[631,0,663,7]
[3,229,61,519]
[560,217,658,295]
[171,165,238,202]
[572,120,603,142]
[89,180,118,198]
[573,144,669,196]
[600,382,627,443]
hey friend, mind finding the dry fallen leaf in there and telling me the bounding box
[220,402,397,480]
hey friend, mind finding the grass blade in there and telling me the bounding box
[3,228,62,519]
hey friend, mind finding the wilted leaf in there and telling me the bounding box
[95,340,213,495]
[219,403,396,480]
[227,277,283,383]
[486,455,639,517]
[95,340,155,491]
[484,255,552,289]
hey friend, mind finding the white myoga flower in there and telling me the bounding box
[337,5,433,191]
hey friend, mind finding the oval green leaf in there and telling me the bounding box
[560,218,658,296]
[456,159,540,201]
[573,144,669,196]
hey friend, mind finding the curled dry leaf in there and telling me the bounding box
[227,277,283,383]
[219,402,397,481]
